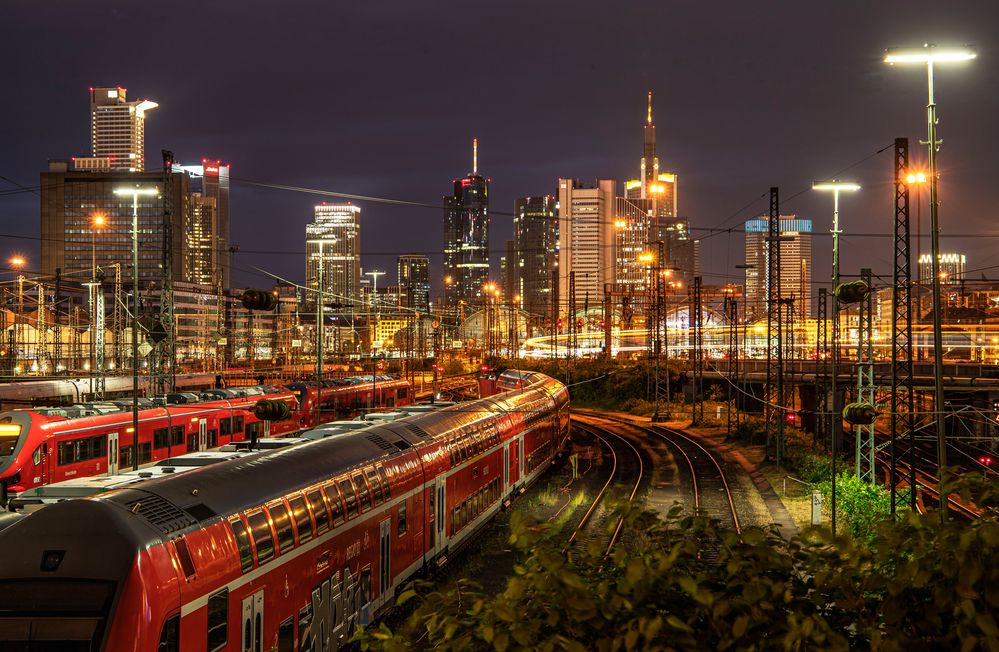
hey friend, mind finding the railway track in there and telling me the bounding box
[566,417,646,559]
[575,411,742,536]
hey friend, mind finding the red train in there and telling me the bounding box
[0,375,412,503]
[0,370,569,651]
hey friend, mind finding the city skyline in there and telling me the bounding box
[1,2,996,304]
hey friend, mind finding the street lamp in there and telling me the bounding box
[7,257,25,372]
[812,180,860,535]
[114,185,158,471]
[885,43,976,498]
[307,238,334,424]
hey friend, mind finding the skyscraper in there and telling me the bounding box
[443,139,490,308]
[613,196,656,290]
[918,253,966,285]
[306,203,361,307]
[514,195,558,319]
[622,92,699,284]
[744,215,812,321]
[176,160,231,288]
[40,160,186,286]
[89,86,158,172]
[558,179,615,317]
[397,254,430,313]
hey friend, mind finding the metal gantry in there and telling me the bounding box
[154,149,177,396]
[650,240,669,422]
[815,287,828,447]
[856,267,876,482]
[764,187,785,463]
[891,136,917,511]
[691,275,704,424]
[726,295,739,435]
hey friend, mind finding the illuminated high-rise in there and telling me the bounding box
[558,179,615,314]
[622,91,699,284]
[176,159,231,288]
[89,86,158,172]
[306,203,361,307]
[743,216,812,321]
[514,195,558,319]
[443,139,490,307]
[397,254,430,313]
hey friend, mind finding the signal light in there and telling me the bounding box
[481,365,489,373]
[241,289,278,311]
[842,402,878,426]
[835,280,872,305]
[786,412,797,424]
[599,320,605,329]
[557,319,563,329]
[980,456,994,467]
[251,398,291,422]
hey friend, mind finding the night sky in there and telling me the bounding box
[2,1,997,298]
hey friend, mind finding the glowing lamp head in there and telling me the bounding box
[884,45,977,64]
[905,171,928,185]
[638,252,655,264]
[812,181,861,193]
[93,214,106,227]
[8,256,25,268]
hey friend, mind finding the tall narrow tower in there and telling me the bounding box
[89,86,158,171]
[641,91,659,193]
[443,139,490,307]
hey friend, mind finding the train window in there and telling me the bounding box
[154,428,169,449]
[269,503,295,554]
[278,617,294,652]
[119,446,132,469]
[229,518,254,573]
[91,435,106,459]
[323,483,345,525]
[365,468,383,505]
[187,432,198,452]
[171,426,184,447]
[306,489,330,534]
[174,538,196,578]
[245,510,274,565]
[451,508,458,533]
[57,441,74,465]
[206,589,228,652]
[397,387,408,399]
[208,429,218,448]
[352,473,371,513]
[398,499,407,536]
[157,613,180,652]
[458,436,467,462]
[338,478,358,519]
[376,466,391,499]
[220,418,232,437]
[139,442,152,465]
[32,445,41,466]
[446,441,454,466]
[289,495,312,544]
[233,416,245,433]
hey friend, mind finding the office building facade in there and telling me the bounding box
[40,160,185,287]
[306,203,361,308]
[176,160,231,288]
[557,179,615,317]
[918,253,966,285]
[443,139,490,308]
[514,195,558,320]
[397,254,430,314]
[90,86,158,172]
[744,216,812,321]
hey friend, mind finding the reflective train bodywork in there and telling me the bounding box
[0,376,412,501]
[0,370,569,651]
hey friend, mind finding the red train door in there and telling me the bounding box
[378,518,391,606]
[198,419,207,450]
[509,439,520,485]
[107,432,119,475]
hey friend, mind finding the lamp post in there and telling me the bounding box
[114,185,158,471]
[307,238,333,425]
[812,180,860,534]
[365,270,385,411]
[885,44,976,505]
[89,215,105,382]
[8,257,25,374]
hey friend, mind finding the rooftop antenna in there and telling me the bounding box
[473,137,478,175]
[647,90,653,124]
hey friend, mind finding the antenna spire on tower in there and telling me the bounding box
[473,137,478,175]
[647,90,653,125]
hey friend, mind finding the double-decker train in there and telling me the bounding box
[0,375,412,502]
[0,370,569,651]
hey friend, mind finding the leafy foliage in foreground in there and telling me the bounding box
[359,483,999,651]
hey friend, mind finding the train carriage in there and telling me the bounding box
[0,371,568,651]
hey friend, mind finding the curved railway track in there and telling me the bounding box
[566,417,646,559]
[575,411,742,535]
